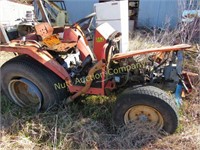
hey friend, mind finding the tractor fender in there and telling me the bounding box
[112,44,192,60]
[0,44,73,90]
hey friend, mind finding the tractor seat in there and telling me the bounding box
[35,22,77,52]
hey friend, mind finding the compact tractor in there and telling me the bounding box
[0,13,195,134]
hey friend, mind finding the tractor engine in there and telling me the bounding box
[110,50,183,92]
[61,49,82,70]
[50,46,94,86]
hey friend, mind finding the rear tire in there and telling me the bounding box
[1,55,69,111]
[113,86,178,134]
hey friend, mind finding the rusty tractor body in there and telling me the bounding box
[0,13,196,134]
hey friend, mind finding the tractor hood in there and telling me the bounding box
[93,22,116,61]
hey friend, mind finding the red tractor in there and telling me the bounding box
[0,13,195,134]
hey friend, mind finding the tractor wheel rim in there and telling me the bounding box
[8,78,42,110]
[124,105,164,130]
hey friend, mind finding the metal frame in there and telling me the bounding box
[0,22,194,101]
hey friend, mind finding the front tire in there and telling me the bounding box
[113,86,178,134]
[1,55,68,111]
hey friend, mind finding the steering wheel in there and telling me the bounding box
[71,12,96,37]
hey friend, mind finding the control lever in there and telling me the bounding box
[177,73,189,92]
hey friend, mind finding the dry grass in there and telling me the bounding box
[1,94,199,150]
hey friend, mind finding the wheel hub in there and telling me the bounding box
[8,78,42,110]
[124,105,164,130]
[138,114,148,122]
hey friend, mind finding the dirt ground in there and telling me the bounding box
[0,51,15,66]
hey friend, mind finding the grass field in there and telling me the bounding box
[1,83,199,149]
[0,30,200,149]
